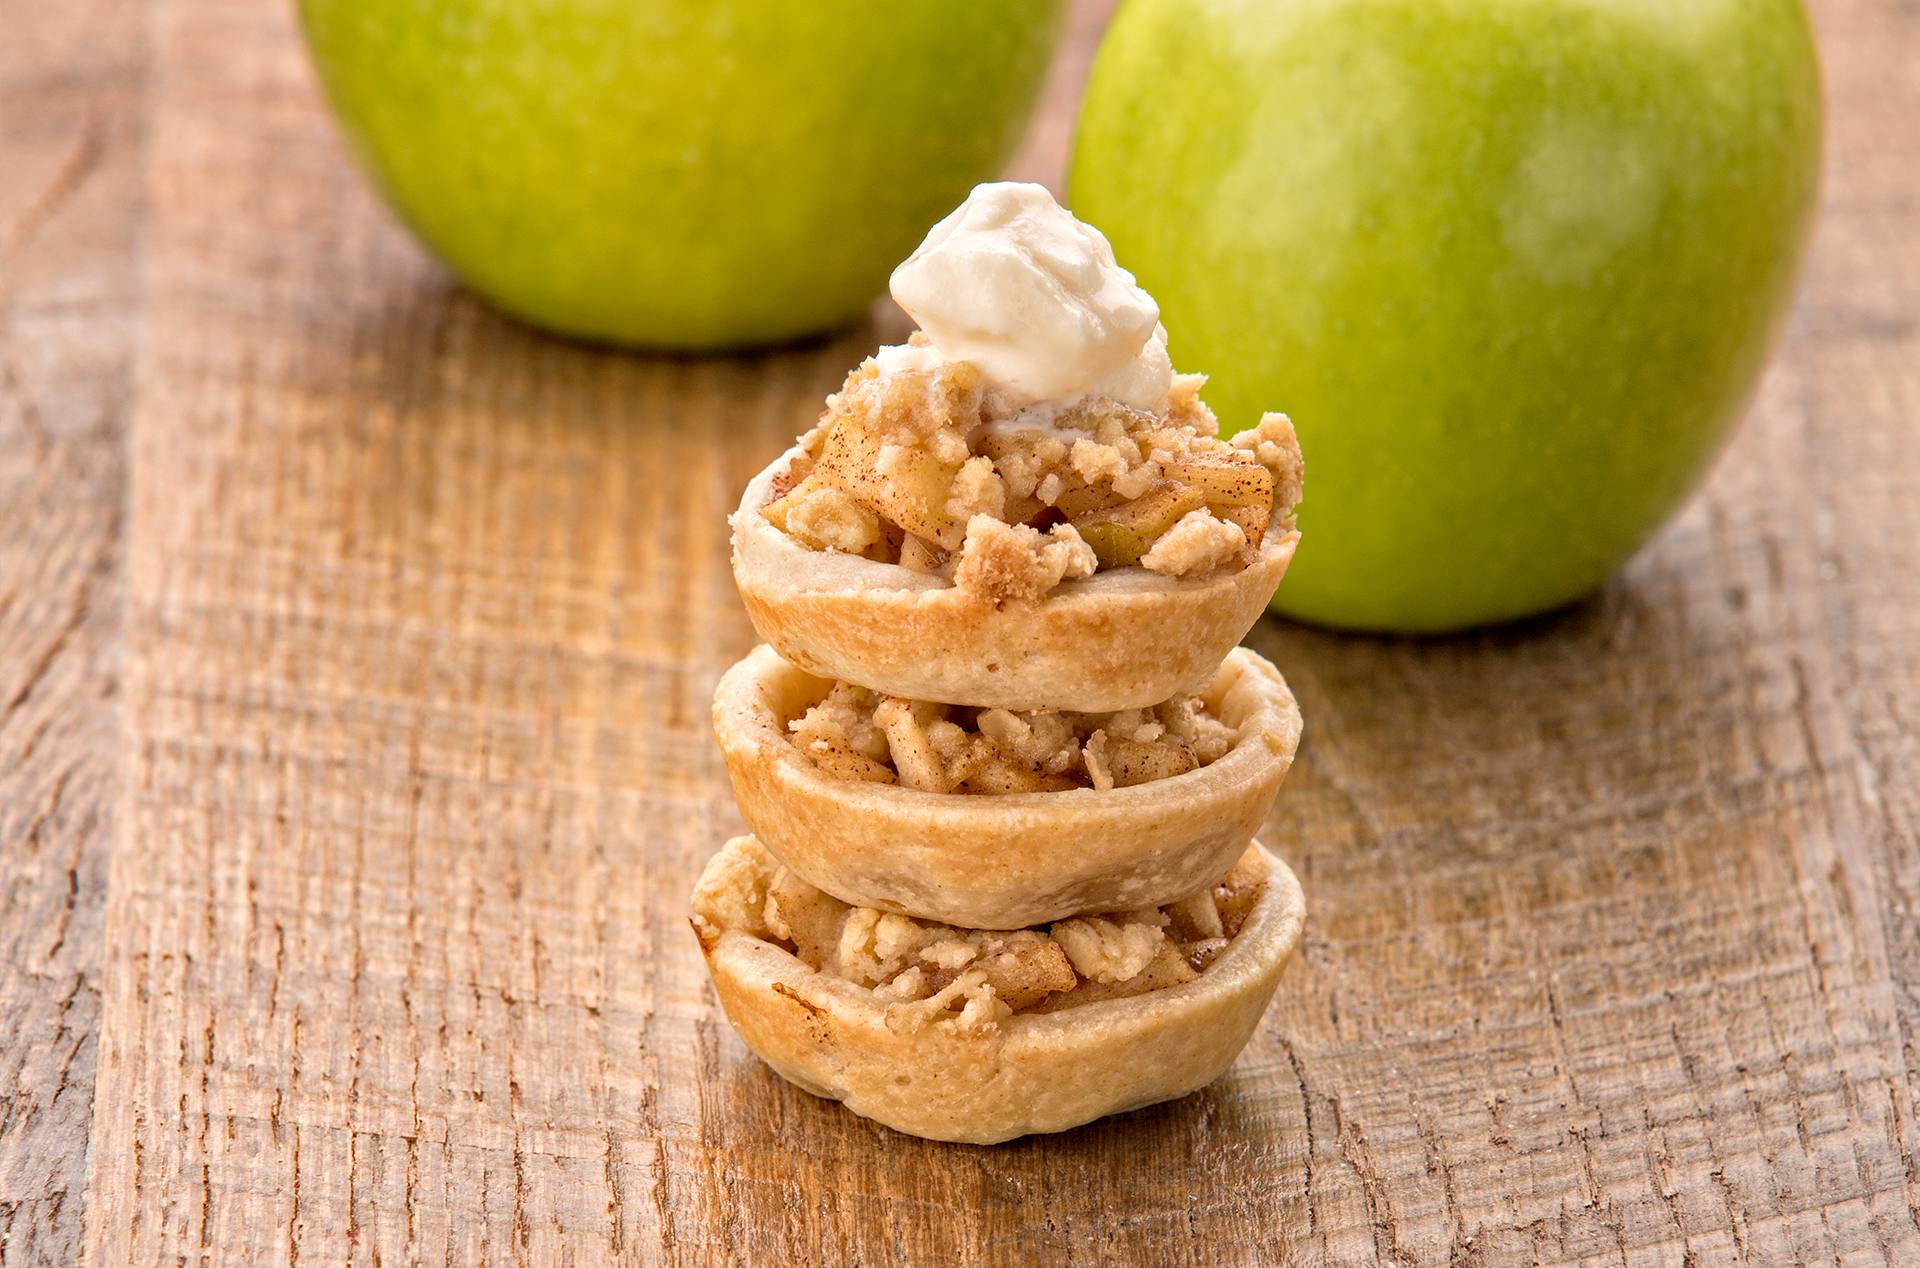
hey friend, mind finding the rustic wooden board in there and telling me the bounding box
[0,0,144,1259]
[37,0,1920,1263]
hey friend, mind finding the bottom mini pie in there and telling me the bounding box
[690,834,1306,1145]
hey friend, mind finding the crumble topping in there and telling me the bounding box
[786,682,1236,794]
[690,836,1266,1036]
[762,341,1304,606]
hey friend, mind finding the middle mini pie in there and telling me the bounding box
[714,644,1301,929]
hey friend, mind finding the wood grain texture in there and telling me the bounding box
[1001,0,1124,199]
[0,0,145,1260]
[65,0,1920,1263]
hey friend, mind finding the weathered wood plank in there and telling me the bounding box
[0,0,145,1260]
[1003,0,1123,198]
[80,0,1920,1263]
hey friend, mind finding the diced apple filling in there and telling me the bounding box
[689,836,1266,1036]
[763,335,1304,604]
[787,683,1235,794]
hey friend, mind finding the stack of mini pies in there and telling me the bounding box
[691,433,1309,1145]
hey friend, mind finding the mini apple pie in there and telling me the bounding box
[733,439,1298,713]
[691,834,1304,1145]
[713,645,1300,929]
[731,181,1303,713]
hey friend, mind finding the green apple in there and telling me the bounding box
[1071,0,1821,632]
[299,0,1065,350]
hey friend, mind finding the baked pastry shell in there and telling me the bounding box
[714,644,1301,928]
[692,837,1305,1145]
[730,445,1300,713]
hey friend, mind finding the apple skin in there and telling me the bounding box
[1071,0,1822,632]
[299,0,1065,350]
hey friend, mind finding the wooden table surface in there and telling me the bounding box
[2,0,1915,1263]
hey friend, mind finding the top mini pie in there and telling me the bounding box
[732,183,1303,712]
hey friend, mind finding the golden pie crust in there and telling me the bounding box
[713,644,1301,928]
[691,837,1305,1145]
[731,445,1300,713]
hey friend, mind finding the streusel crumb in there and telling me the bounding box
[786,683,1235,794]
[763,340,1303,604]
[689,836,1265,1036]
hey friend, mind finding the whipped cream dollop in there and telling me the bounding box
[886,182,1172,411]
